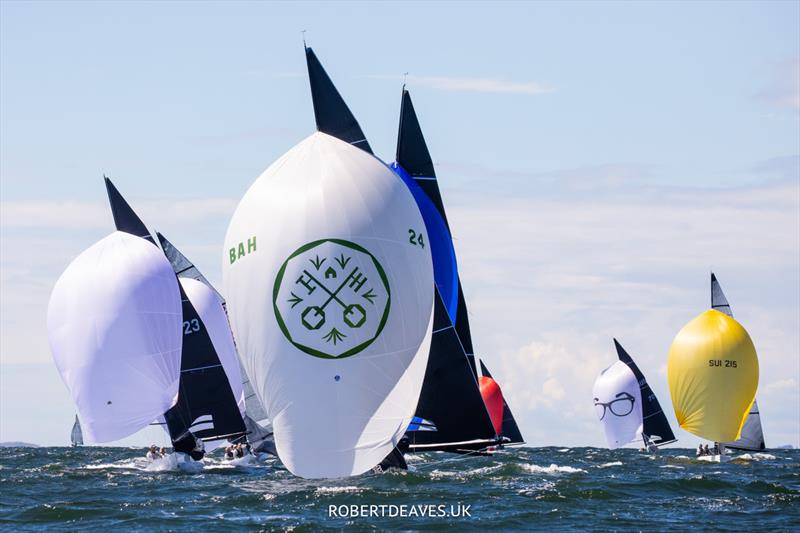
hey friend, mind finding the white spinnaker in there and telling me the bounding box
[47,231,183,443]
[179,277,245,415]
[223,132,434,478]
[593,361,643,449]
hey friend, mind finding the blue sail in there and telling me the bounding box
[393,88,524,449]
[390,162,459,321]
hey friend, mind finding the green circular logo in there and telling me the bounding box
[273,239,391,359]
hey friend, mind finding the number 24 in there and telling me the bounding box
[408,229,425,248]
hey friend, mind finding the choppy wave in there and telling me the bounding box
[0,446,797,530]
[597,461,623,468]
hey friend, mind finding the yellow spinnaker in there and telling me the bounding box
[667,309,758,443]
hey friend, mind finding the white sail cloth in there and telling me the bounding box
[47,231,183,443]
[593,361,643,449]
[223,132,434,478]
[178,277,245,415]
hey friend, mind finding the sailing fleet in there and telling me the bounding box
[592,273,766,460]
[49,46,770,476]
[48,46,523,478]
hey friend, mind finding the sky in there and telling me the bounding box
[1,1,798,449]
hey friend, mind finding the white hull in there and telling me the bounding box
[697,454,731,463]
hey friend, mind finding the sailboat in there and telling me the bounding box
[593,339,676,450]
[222,47,434,479]
[712,273,766,453]
[159,228,277,456]
[391,88,524,453]
[668,277,760,462]
[300,48,523,456]
[156,231,248,445]
[48,229,183,444]
[70,415,83,447]
[103,178,246,459]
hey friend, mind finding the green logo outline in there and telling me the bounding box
[273,239,391,359]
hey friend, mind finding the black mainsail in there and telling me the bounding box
[395,89,524,450]
[156,232,247,443]
[103,177,154,244]
[161,228,275,453]
[406,289,499,453]
[613,339,676,447]
[301,51,522,454]
[712,273,766,451]
[304,46,372,154]
[396,90,476,357]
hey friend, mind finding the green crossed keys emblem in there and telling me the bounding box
[273,239,391,359]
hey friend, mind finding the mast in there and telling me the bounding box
[304,46,372,153]
[712,273,766,451]
[614,339,676,446]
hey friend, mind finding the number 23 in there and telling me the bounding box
[183,319,200,335]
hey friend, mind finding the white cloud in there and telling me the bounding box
[762,378,798,395]
[1,163,798,446]
[0,197,237,230]
[444,169,799,447]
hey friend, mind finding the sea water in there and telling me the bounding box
[0,446,797,531]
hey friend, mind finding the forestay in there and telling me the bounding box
[47,231,183,443]
[223,132,434,478]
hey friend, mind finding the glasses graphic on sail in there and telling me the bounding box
[274,239,391,359]
[594,392,636,420]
